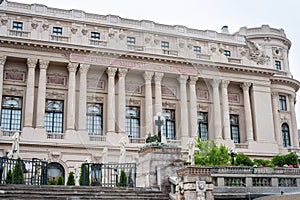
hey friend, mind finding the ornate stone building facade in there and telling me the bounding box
[0,1,299,180]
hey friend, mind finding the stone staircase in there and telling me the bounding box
[0,184,169,200]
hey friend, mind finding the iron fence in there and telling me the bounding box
[82,162,136,187]
[0,157,48,185]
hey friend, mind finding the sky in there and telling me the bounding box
[12,0,300,128]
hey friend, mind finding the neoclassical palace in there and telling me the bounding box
[0,1,299,178]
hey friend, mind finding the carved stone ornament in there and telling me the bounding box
[42,23,49,31]
[49,151,62,162]
[119,32,125,40]
[1,15,8,25]
[71,27,78,34]
[81,28,88,36]
[145,36,151,44]
[31,20,38,29]
[246,39,270,65]
[154,39,160,45]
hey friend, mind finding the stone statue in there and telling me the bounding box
[187,138,195,165]
[102,147,108,164]
[246,39,270,65]
[7,132,21,159]
[119,137,127,163]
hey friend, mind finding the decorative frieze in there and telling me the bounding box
[162,101,176,109]
[4,71,25,82]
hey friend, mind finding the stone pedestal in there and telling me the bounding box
[137,145,183,191]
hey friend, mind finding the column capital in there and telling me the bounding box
[39,60,49,70]
[0,55,7,66]
[79,64,90,73]
[154,72,164,82]
[178,75,188,84]
[189,76,198,85]
[68,62,78,72]
[118,68,128,78]
[27,58,38,69]
[240,82,252,91]
[143,71,154,81]
[221,80,230,88]
[106,67,117,77]
[271,91,278,99]
[210,79,221,88]
[288,93,296,103]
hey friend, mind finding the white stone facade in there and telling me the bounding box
[0,1,299,179]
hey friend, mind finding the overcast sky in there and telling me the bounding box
[14,0,300,128]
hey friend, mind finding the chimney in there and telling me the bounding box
[221,25,229,34]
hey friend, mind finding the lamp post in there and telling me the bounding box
[228,149,237,165]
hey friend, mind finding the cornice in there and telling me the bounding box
[270,76,300,92]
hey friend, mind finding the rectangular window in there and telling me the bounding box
[161,41,169,48]
[275,60,281,70]
[126,106,140,138]
[230,115,240,143]
[197,112,208,141]
[224,50,231,57]
[127,37,135,44]
[91,32,100,40]
[163,109,176,140]
[1,96,22,131]
[279,95,287,111]
[13,21,23,31]
[86,103,103,135]
[53,27,62,35]
[193,46,201,53]
[44,99,64,133]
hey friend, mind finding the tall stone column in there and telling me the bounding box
[36,59,49,128]
[154,72,164,115]
[0,56,7,117]
[189,76,198,138]
[143,71,154,136]
[117,68,128,133]
[106,67,117,133]
[289,94,299,148]
[78,64,90,130]
[24,58,38,127]
[210,79,222,139]
[178,75,189,144]
[271,92,281,145]
[66,62,78,130]
[241,83,254,142]
[221,80,231,140]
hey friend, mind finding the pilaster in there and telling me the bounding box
[117,68,128,134]
[143,71,154,136]
[106,67,117,133]
[154,72,164,115]
[241,82,254,142]
[289,94,299,148]
[189,76,198,138]
[66,62,78,130]
[178,75,189,147]
[210,79,222,139]
[221,80,231,140]
[0,56,7,119]
[78,64,90,130]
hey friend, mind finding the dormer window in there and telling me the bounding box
[91,32,100,40]
[127,37,135,45]
[224,50,231,57]
[275,60,281,70]
[161,41,169,48]
[193,46,201,53]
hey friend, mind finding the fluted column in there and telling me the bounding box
[67,62,78,130]
[289,94,299,148]
[210,79,222,139]
[36,60,49,128]
[24,58,38,127]
[154,72,164,115]
[0,56,7,118]
[117,68,128,133]
[78,64,90,130]
[221,80,231,140]
[271,92,282,145]
[189,76,198,138]
[241,82,254,142]
[178,75,189,142]
[143,71,154,136]
[106,67,117,133]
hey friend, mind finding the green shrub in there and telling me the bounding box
[118,170,128,187]
[145,134,159,143]
[272,152,298,167]
[12,158,24,184]
[67,172,75,186]
[235,153,253,166]
[5,170,13,184]
[253,159,273,167]
[79,164,90,186]
[48,178,57,185]
[57,176,64,185]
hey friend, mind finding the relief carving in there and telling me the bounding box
[246,39,270,65]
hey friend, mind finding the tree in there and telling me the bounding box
[57,176,64,185]
[5,170,13,184]
[194,139,230,166]
[235,153,253,166]
[67,172,75,186]
[12,158,24,184]
[118,170,128,187]
[79,163,90,186]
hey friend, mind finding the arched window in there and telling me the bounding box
[197,112,208,141]
[44,99,64,133]
[86,103,103,135]
[1,96,23,131]
[282,123,291,147]
[47,162,65,182]
[126,106,140,138]
[230,115,240,143]
[163,109,176,140]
